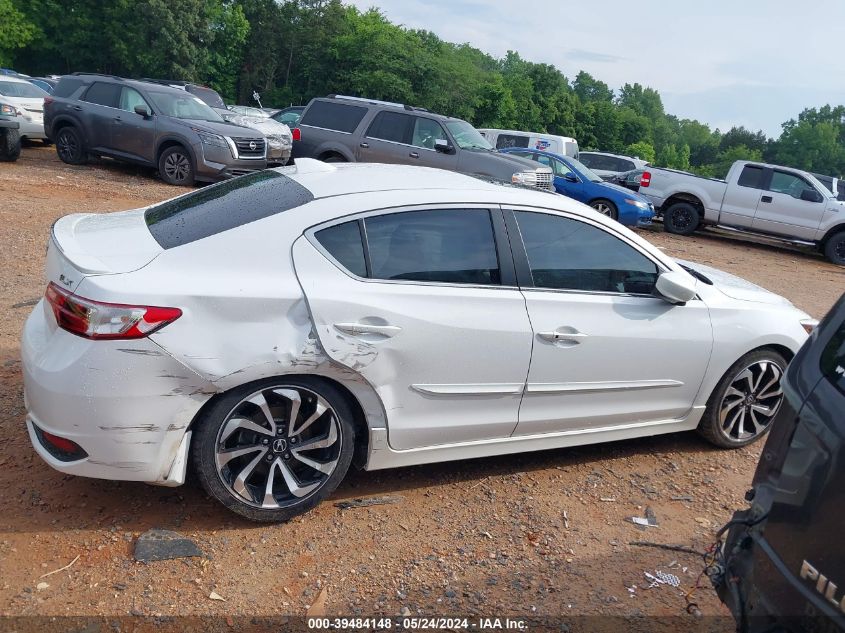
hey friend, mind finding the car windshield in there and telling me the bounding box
[0,80,47,98]
[147,91,224,122]
[565,157,603,182]
[273,111,301,126]
[444,120,493,150]
[189,86,226,109]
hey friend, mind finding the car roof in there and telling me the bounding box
[480,128,576,141]
[0,75,33,84]
[312,95,453,121]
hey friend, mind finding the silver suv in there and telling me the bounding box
[291,95,553,190]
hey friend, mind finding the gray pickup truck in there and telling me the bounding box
[291,95,554,191]
[639,160,845,265]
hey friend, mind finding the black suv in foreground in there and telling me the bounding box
[291,95,553,191]
[716,292,845,632]
[44,74,267,185]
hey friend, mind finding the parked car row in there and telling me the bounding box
[636,161,845,265]
[0,74,49,142]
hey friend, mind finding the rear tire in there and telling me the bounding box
[192,376,356,522]
[0,127,21,162]
[823,230,845,266]
[663,202,700,235]
[55,126,87,165]
[589,199,618,221]
[322,154,346,163]
[158,145,195,186]
[697,349,787,449]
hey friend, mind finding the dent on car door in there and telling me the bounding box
[506,209,713,435]
[292,207,533,450]
[752,169,826,239]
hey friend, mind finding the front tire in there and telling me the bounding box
[158,145,195,186]
[698,349,787,448]
[589,199,618,221]
[824,231,845,266]
[55,126,87,165]
[0,127,21,162]
[192,377,355,522]
[663,202,700,235]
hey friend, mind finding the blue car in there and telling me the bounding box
[500,147,654,227]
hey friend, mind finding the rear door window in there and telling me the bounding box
[496,134,530,149]
[737,165,765,189]
[366,111,412,144]
[300,100,367,133]
[365,209,501,285]
[81,82,121,108]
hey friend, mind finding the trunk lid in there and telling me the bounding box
[47,209,163,293]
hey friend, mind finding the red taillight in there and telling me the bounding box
[640,171,651,187]
[292,127,301,142]
[43,96,54,107]
[44,282,182,340]
[42,431,81,453]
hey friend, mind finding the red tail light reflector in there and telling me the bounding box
[640,171,651,187]
[292,127,301,142]
[44,282,182,340]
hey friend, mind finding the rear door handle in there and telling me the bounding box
[359,142,369,148]
[761,195,773,203]
[72,105,83,111]
[409,152,419,159]
[538,330,588,345]
[334,322,402,338]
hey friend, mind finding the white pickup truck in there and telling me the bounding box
[638,160,845,265]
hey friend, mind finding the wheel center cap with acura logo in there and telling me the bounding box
[272,438,287,453]
[249,141,257,151]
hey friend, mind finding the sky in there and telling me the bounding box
[346,0,845,138]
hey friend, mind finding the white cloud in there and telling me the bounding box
[346,0,845,134]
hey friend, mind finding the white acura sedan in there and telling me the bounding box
[22,159,815,521]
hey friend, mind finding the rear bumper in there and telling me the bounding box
[15,116,45,138]
[21,300,217,484]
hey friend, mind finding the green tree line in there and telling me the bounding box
[4,0,845,179]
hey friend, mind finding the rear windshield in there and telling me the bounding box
[145,171,314,248]
[300,100,367,133]
[0,80,47,98]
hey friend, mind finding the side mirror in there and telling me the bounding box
[800,188,823,203]
[434,139,455,154]
[654,271,697,305]
[134,104,151,118]
[564,173,578,183]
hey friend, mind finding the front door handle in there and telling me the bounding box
[409,152,419,159]
[334,322,402,338]
[761,195,773,203]
[359,142,369,148]
[72,105,83,111]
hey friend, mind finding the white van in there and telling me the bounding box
[478,128,579,158]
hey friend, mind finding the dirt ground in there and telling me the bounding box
[0,146,843,629]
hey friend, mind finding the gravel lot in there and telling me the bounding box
[0,146,842,628]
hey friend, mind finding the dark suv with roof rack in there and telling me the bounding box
[44,73,267,185]
[291,95,553,191]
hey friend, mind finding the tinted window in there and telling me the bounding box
[578,153,597,168]
[821,318,845,396]
[618,159,636,171]
[186,85,226,109]
[315,221,367,278]
[53,78,85,98]
[496,134,530,149]
[366,111,412,143]
[365,209,500,285]
[411,117,447,149]
[145,171,313,249]
[738,165,764,189]
[770,171,812,199]
[81,82,121,108]
[515,211,659,294]
[119,87,148,112]
[300,100,367,133]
